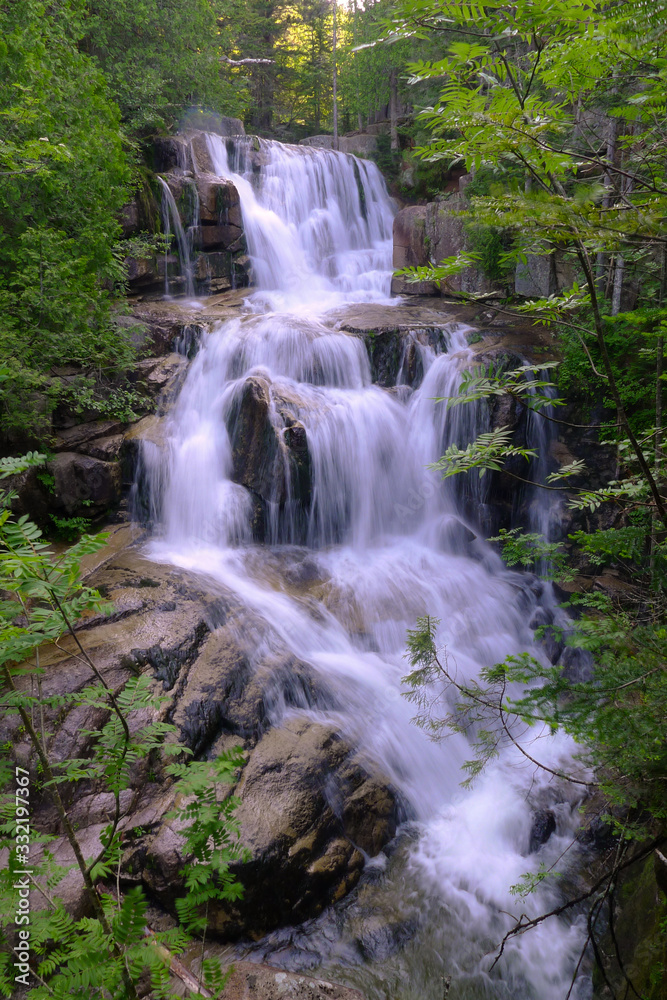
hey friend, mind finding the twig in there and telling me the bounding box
[488,837,663,971]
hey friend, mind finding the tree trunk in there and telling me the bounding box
[595,108,619,295]
[390,68,399,150]
[611,255,624,315]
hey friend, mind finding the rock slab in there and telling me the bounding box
[220,962,365,1000]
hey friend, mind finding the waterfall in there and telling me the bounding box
[203,135,396,311]
[158,175,196,298]
[142,140,588,999]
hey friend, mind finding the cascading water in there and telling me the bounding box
[143,136,589,999]
[158,175,196,298]
[201,135,395,310]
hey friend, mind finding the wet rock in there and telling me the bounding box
[529,607,563,665]
[129,716,401,939]
[196,173,243,227]
[399,337,424,387]
[283,421,312,507]
[195,251,233,292]
[227,378,312,516]
[217,962,365,1000]
[201,223,245,250]
[1,549,403,940]
[194,717,400,937]
[131,353,189,412]
[228,376,286,503]
[357,917,417,962]
[122,414,167,484]
[489,392,523,433]
[234,254,253,286]
[559,645,595,683]
[152,134,194,173]
[48,452,122,516]
[528,809,556,853]
[364,329,403,387]
[189,131,216,174]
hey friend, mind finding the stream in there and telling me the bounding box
[143,135,590,1000]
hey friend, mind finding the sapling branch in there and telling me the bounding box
[428,649,590,787]
[488,837,663,972]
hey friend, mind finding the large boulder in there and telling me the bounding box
[136,716,400,938]
[299,135,335,149]
[425,196,467,291]
[194,251,234,293]
[340,135,377,156]
[228,375,285,503]
[181,110,246,137]
[200,223,245,250]
[47,452,122,517]
[391,206,437,296]
[227,375,312,515]
[391,196,500,297]
[196,172,243,227]
[153,134,194,174]
[339,318,448,387]
[515,253,558,298]
[131,353,189,411]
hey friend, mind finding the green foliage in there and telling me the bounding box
[0,1,136,441]
[430,427,537,479]
[49,515,94,543]
[81,0,247,135]
[510,862,561,898]
[0,498,245,996]
[167,751,249,935]
[445,362,563,412]
[558,310,667,434]
[463,223,512,283]
[487,528,576,582]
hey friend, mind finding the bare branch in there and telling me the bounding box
[220,55,274,66]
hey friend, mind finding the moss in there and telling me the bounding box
[595,851,667,999]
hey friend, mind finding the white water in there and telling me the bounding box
[158,175,196,298]
[202,134,395,312]
[143,137,588,999]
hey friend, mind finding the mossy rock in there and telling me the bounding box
[593,850,667,999]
